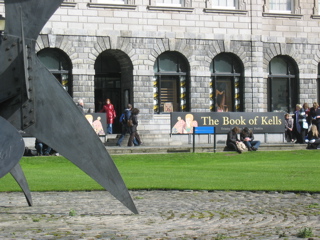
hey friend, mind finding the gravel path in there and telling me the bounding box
[1,190,320,239]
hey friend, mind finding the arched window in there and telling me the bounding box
[210,53,243,112]
[267,55,298,113]
[153,51,190,113]
[37,48,73,96]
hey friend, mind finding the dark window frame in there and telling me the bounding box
[267,56,298,113]
[210,53,244,112]
[37,48,73,97]
[153,52,190,114]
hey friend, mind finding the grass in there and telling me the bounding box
[297,227,313,238]
[1,150,320,192]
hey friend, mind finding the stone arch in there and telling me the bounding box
[90,36,112,64]
[313,49,320,72]
[94,49,133,74]
[36,34,78,62]
[181,39,248,73]
[263,43,301,74]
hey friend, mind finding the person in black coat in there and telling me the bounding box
[308,102,318,126]
[226,126,242,153]
[116,104,138,147]
[306,124,320,149]
[127,108,142,147]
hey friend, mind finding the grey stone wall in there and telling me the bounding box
[2,1,320,142]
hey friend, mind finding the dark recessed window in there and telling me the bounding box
[210,53,243,112]
[153,51,190,113]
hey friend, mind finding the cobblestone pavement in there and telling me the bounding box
[0,190,320,240]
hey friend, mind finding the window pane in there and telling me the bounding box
[154,52,189,72]
[156,0,183,6]
[160,78,179,112]
[38,49,70,71]
[214,55,232,73]
[159,54,178,72]
[96,0,125,4]
[271,78,289,112]
[39,56,59,70]
[215,78,232,112]
[270,57,287,75]
[212,0,235,8]
[38,53,60,70]
[269,0,291,12]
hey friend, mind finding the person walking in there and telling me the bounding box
[240,127,260,151]
[127,108,142,147]
[99,98,116,134]
[116,104,138,147]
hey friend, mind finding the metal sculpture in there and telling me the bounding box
[0,0,138,214]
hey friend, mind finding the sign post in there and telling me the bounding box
[193,126,216,153]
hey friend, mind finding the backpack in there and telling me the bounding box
[127,115,133,127]
[120,109,131,125]
[119,113,126,124]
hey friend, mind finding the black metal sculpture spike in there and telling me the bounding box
[0,0,138,214]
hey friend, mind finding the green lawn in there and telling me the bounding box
[1,150,319,192]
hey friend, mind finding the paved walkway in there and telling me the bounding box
[0,190,319,239]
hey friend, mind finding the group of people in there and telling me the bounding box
[98,99,142,147]
[116,104,143,147]
[226,127,261,154]
[35,139,52,156]
[226,101,320,153]
[78,98,142,147]
[23,139,53,157]
[285,102,320,149]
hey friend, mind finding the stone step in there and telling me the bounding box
[105,143,308,155]
[105,133,174,146]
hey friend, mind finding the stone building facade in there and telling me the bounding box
[1,0,320,144]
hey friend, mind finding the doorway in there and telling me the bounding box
[94,50,133,133]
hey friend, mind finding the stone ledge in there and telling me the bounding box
[106,143,308,155]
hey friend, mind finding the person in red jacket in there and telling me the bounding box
[99,98,116,134]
